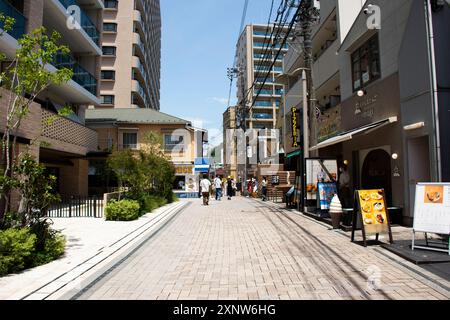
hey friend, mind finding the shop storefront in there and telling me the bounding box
[311,74,406,224]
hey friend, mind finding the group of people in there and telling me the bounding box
[245,177,268,201]
[199,174,237,206]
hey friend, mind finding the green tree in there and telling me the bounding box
[0,19,73,219]
[107,131,176,201]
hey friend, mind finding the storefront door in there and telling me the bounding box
[361,149,393,205]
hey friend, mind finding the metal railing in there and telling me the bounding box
[0,0,27,39]
[47,195,104,218]
[53,51,97,95]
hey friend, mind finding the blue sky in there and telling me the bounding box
[160,0,273,148]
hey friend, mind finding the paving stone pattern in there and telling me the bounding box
[78,198,450,300]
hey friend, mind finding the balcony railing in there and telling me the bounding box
[53,52,97,96]
[0,0,27,39]
[253,113,273,120]
[58,0,100,45]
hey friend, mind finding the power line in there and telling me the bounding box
[227,0,251,108]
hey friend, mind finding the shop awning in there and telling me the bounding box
[286,150,301,158]
[310,117,398,151]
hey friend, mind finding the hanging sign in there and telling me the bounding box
[291,107,300,148]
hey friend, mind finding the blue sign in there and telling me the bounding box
[318,182,338,210]
[195,158,210,165]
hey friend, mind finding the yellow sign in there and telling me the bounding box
[175,166,193,175]
[357,189,389,235]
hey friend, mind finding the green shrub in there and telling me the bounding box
[0,228,36,276]
[105,199,140,221]
[139,195,169,215]
[31,226,66,266]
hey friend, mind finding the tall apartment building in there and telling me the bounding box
[0,0,103,199]
[236,24,289,131]
[100,0,161,110]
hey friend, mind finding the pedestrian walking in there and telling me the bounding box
[261,176,268,201]
[214,175,223,201]
[200,174,211,206]
[227,176,233,200]
[246,179,252,197]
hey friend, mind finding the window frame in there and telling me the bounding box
[102,46,116,56]
[103,23,118,32]
[122,132,138,150]
[101,95,115,105]
[101,70,116,80]
[351,34,381,92]
[164,134,186,153]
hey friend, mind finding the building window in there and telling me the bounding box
[351,34,381,91]
[122,132,138,150]
[103,23,118,32]
[104,0,118,9]
[102,46,116,56]
[101,95,115,105]
[101,70,115,80]
[164,134,185,152]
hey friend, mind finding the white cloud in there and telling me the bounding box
[211,97,229,105]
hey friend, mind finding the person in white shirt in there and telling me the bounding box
[214,175,223,201]
[200,174,212,206]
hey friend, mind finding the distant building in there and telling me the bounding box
[100,0,161,110]
[85,108,207,195]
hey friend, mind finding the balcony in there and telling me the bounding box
[43,0,102,55]
[53,52,97,96]
[253,113,273,120]
[0,0,27,40]
[57,0,100,45]
[312,39,339,88]
[131,80,149,108]
[41,108,98,155]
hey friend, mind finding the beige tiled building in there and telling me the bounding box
[100,0,161,110]
[85,108,208,195]
[0,0,103,199]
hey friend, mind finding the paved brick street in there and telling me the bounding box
[77,198,450,300]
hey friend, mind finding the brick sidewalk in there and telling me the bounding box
[0,201,187,300]
[77,197,450,300]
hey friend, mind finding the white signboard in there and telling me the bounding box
[413,183,450,235]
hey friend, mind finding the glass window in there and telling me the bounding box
[104,0,118,9]
[123,132,137,149]
[103,23,117,32]
[101,95,115,105]
[164,135,185,152]
[101,70,115,80]
[102,46,116,56]
[351,34,381,91]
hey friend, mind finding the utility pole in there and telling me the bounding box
[294,0,320,212]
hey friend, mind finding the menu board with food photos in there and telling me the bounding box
[413,183,450,235]
[352,189,393,246]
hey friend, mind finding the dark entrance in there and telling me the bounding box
[361,149,392,205]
